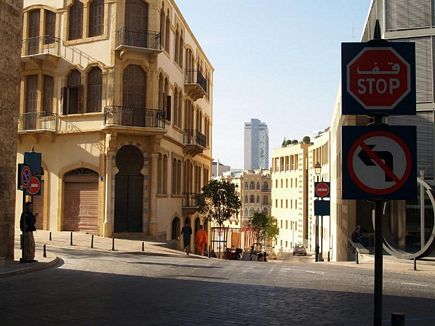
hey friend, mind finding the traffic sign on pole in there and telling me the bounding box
[314,182,330,198]
[25,176,41,196]
[342,42,415,115]
[342,126,416,200]
[18,164,32,190]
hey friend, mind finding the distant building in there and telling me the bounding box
[244,119,269,170]
[211,160,231,178]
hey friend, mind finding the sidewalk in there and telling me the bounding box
[0,229,201,278]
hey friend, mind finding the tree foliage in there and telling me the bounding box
[302,136,311,144]
[249,212,279,242]
[196,179,241,227]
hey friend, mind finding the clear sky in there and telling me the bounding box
[177,0,372,169]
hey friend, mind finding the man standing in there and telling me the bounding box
[180,221,192,255]
[195,225,208,256]
[20,202,37,263]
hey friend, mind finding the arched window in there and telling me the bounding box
[244,195,248,203]
[163,155,168,194]
[69,0,83,40]
[157,154,163,194]
[256,196,260,203]
[125,0,149,47]
[160,4,165,48]
[44,10,56,44]
[87,67,102,112]
[63,70,82,114]
[89,0,104,37]
[244,208,248,217]
[250,195,255,203]
[123,65,146,108]
[256,182,260,189]
[249,207,255,217]
[249,181,255,189]
[262,181,268,191]
[244,182,248,189]
[165,10,170,52]
[263,196,268,205]
[263,207,268,215]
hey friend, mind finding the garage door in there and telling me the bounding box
[64,170,99,234]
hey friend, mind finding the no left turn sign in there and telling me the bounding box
[342,126,416,200]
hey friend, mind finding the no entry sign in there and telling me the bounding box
[26,176,41,196]
[342,126,416,200]
[342,42,415,115]
[314,182,330,198]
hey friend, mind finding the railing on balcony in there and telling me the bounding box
[18,112,58,132]
[104,106,165,129]
[183,129,206,148]
[185,70,207,93]
[21,36,99,68]
[116,28,161,51]
[182,193,198,208]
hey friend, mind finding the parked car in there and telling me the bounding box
[292,243,307,256]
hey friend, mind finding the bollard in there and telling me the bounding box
[70,232,73,246]
[356,251,359,264]
[391,313,405,326]
[327,251,330,262]
[414,257,417,271]
[43,244,47,258]
[112,235,115,251]
[49,231,52,241]
[142,242,144,252]
[91,234,94,249]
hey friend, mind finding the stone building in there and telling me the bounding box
[0,1,23,261]
[16,0,213,247]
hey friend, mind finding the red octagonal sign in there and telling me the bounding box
[347,47,410,110]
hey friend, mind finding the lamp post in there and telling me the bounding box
[314,162,321,262]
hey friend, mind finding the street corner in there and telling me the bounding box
[0,250,59,278]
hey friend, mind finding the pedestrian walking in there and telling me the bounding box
[195,225,208,256]
[20,202,38,263]
[180,221,192,255]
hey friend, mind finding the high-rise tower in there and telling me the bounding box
[244,119,269,170]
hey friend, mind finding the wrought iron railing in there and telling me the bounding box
[104,106,165,128]
[183,129,206,148]
[185,70,207,93]
[18,112,58,132]
[116,27,161,50]
[21,35,99,68]
[182,193,198,208]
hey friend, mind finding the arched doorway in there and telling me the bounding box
[63,168,99,234]
[114,145,144,232]
[171,217,180,240]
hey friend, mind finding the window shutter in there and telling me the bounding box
[78,85,84,113]
[61,87,68,115]
[166,95,171,121]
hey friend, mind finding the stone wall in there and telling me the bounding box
[0,0,23,260]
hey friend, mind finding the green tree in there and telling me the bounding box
[249,212,279,243]
[196,179,241,227]
[302,136,311,144]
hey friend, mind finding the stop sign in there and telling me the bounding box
[342,42,415,116]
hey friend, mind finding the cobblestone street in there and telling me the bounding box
[1,231,435,325]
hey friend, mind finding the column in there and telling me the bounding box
[148,153,159,235]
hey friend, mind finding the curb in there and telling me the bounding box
[0,256,60,278]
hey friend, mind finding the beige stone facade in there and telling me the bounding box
[0,0,23,260]
[16,0,213,243]
[271,143,309,252]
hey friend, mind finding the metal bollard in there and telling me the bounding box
[391,313,405,326]
[49,232,52,241]
[142,242,144,252]
[356,251,359,264]
[43,244,47,258]
[327,251,330,262]
[91,234,94,249]
[414,257,417,271]
[70,232,73,246]
[112,235,115,251]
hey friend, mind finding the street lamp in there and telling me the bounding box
[314,162,321,262]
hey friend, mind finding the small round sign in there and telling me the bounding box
[315,182,330,198]
[21,165,32,189]
[27,176,41,195]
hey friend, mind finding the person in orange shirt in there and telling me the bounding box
[195,225,208,256]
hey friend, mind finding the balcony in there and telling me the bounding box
[184,71,207,101]
[103,106,165,133]
[183,129,206,156]
[115,28,162,55]
[182,192,198,215]
[21,36,98,68]
[18,112,58,133]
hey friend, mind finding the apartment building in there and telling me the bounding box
[244,118,269,170]
[271,142,309,252]
[16,0,214,243]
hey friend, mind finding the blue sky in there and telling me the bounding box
[177,0,372,169]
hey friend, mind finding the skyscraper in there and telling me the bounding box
[244,119,269,170]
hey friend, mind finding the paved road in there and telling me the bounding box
[1,247,435,326]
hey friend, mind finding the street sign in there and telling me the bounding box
[24,151,43,176]
[342,42,415,115]
[314,200,330,216]
[18,164,32,190]
[25,176,41,196]
[314,182,330,198]
[342,126,416,200]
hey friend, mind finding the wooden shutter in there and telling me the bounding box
[166,95,171,121]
